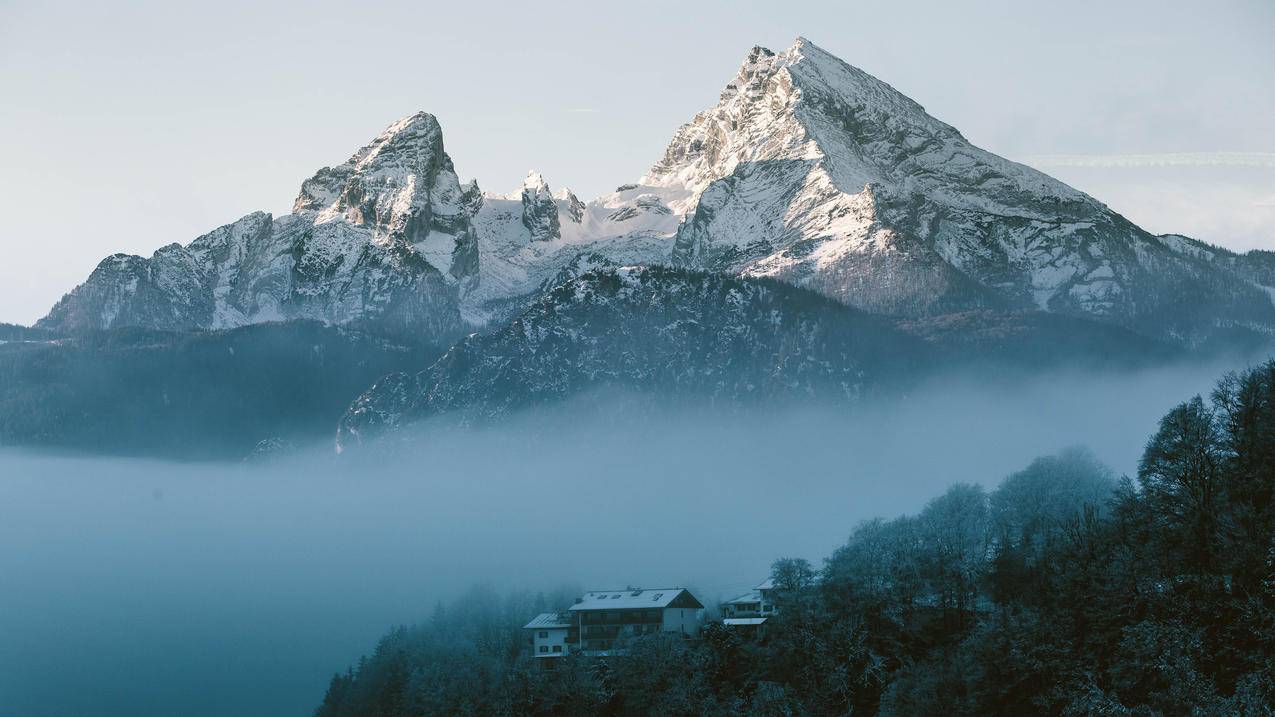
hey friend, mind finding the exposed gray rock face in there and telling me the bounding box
[519,172,561,242]
[558,188,586,224]
[40,212,286,332]
[40,113,474,340]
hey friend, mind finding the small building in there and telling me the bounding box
[722,578,778,619]
[568,587,705,655]
[720,579,778,639]
[523,611,576,659]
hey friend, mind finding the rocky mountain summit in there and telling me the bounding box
[39,113,475,339]
[39,38,1275,350]
[648,40,1275,343]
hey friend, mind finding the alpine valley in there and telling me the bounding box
[7,38,1274,458]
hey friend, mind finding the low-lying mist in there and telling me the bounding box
[0,356,1251,717]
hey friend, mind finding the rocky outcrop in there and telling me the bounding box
[519,172,561,242]
[557,188,586,224]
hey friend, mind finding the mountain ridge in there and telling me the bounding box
[37,37,1275,350]
[336,265,926,448]
[38,112,473,340]
[335,264,1194,448]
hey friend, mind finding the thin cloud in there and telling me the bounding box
[1024,152,1275,169]
[565,108,602,114]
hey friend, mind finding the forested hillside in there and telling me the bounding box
[315,361,1275,716]
[0,321,441,460]
[0,323,55,341]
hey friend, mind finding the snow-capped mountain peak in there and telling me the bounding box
[649,38,1271,337]
[519,170,561,242]
[40,111,476,336]
[292,111,478,261]
[38,40,1275,346]
[645,37,1081,208]
[522,170,550,192]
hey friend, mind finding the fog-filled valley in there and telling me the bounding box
[0,356,1255,717]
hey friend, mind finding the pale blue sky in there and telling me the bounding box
[1,0,1272,324]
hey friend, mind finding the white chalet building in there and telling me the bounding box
[523,611,575,659]
[524,587,705,658]
[721,579,778,636]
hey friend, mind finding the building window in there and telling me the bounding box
[538,631,548,638]
[539,646,548,653]
[552,645,562,653]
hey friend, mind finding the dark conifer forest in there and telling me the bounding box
[314,362,1275,716]
[0,321,440,459]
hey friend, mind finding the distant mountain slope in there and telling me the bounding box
[0,321,440,459]
[336,266,923,446]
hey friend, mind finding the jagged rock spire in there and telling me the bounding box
[521,170,561,242]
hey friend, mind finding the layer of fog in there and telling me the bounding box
[0,356,1250,716]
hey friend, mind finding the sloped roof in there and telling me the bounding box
[726,578,775,604]
[523,612,572,629]
[568,587,703,611]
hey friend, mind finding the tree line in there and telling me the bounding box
[315,361,1275,716]
[0,321,439,459]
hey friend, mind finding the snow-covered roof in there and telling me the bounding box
[723,617,768,626]
[725,578,775,604]
[568,588,702,611]
[523,612,572,629]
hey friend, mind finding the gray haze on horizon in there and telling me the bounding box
[1,0,1273,324]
